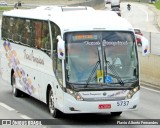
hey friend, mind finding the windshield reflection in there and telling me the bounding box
[66,42,100,83]
[65,31,138,87]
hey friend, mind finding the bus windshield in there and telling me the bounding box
[65,31,138,87]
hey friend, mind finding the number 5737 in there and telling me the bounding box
[117,101,129,106]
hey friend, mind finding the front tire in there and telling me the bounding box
[48,89,62,118]
[11,73,21,97]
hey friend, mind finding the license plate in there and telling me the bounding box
[98,104,111,109]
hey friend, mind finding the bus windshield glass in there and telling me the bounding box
[65,31,138,87]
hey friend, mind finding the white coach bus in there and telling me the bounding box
[0,6,149,118]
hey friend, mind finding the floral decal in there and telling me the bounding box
[3,41,38,95]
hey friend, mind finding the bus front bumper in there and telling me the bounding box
[62,91,140,114]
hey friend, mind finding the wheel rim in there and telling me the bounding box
[13,84,16,94]
[12,75,16,94]
[49,90,55,114]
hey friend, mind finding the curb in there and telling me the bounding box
[140,81,160,91]
[147,4,160,30]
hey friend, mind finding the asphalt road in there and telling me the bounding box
[0,76,160,128]
[105,2,159,32]
[120,2,159,33]
[105,2,160,54]
[120,2,160,55]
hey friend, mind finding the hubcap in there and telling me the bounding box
[12,75,16,94]
[13,84,16,94]
[49,90,54,114]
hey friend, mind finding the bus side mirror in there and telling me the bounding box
[141,35,150,56]
[135,34,150,56]
[57,35,65,60]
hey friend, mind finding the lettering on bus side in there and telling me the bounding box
[24,49,44,65]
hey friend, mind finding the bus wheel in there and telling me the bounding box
[48,89,61,118]
[11,74,21,97]
[111,112,122,116]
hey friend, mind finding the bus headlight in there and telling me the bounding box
[66,89,83,101]
[126,86,139,99]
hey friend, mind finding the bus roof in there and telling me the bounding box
[3,6,133,32]
[35,5,95,11]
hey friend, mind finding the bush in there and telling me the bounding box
[154,0,160,10]
[0,7,14,11]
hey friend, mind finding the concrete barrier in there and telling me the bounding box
[69,0,105,9]
[121,0,151,3]
[4,0,104,6]
[139,53,160,89]
[4,0,105,10]
[2,0,84,4]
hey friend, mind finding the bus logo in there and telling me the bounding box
[103,92,107,96]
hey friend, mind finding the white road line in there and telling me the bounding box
[134,4,149,22]
[0,102,33,120]
[0,102,15,111]
[20,115,32,119]
[141,86,160,93]
[143,9,149,22]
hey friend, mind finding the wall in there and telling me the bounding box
[70,0,105,9]
[139,53,160,88]
[2,0,81,4]
[4,0,105,9]
[121,0,152,3]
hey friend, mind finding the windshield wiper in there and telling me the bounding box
[86,47,102,86]
[85,61,99,87]
[104,49,124,86]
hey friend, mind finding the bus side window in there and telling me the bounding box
[34,20,43,49]
[30,20,36,48]
[8,17,14,41]
[24,19,31,46]
[32,20,51,55]
[52,23,62,86]
[52,24,60,51]
[17,19,29,45]
[18,18,25,43]
[1,16,9,40]
[13,18,19,42]
[41,21,51,55]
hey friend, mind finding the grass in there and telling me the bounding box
[0,6,14,11]
[0,6,30,11]
[154,0,160,10]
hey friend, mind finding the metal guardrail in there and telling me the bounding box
[142,31,160,55]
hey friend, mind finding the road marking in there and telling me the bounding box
[0,102,15,111]
[20,115,32,119]
[0,102,33,120]
[141,86,160,93]
[144,9,149,22]
[137,5,149,22]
